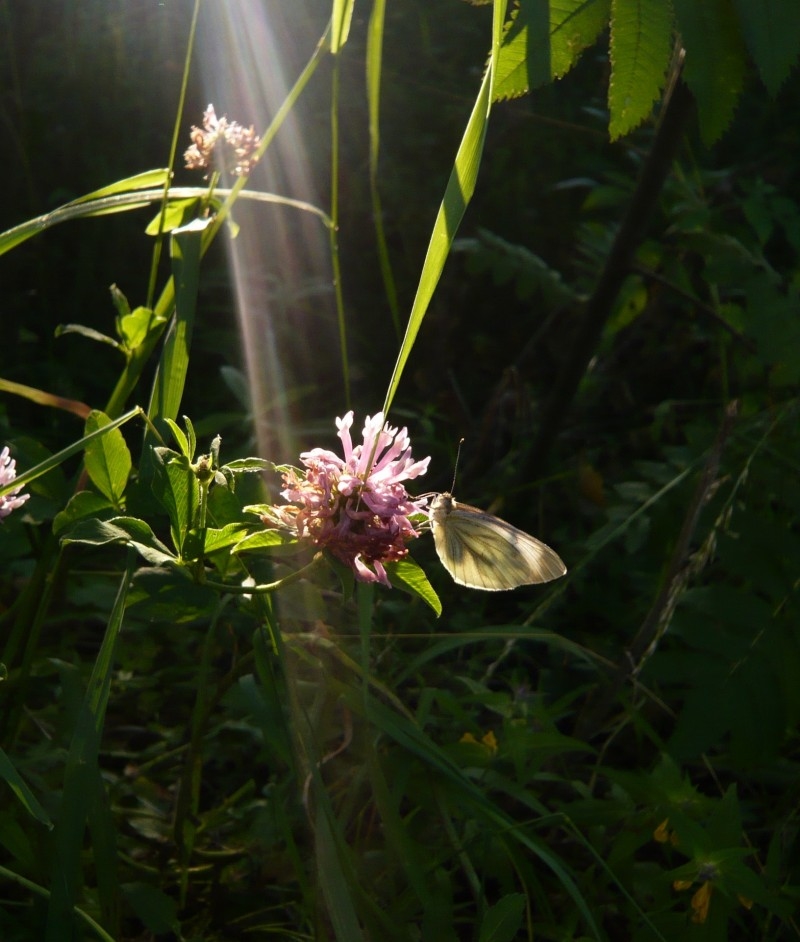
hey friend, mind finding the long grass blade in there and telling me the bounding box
[45,550,135,941]
[366,0,401,338]
[0,746,53,828]
[382,0,508,416]
[0,407,142,499]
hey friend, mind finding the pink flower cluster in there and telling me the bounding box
[184,104,261,178]
[273,412,430,586]
[0,446,29,520]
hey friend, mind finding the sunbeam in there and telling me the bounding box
[196,2,335,465]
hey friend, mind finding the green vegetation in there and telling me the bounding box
[2,1,800,939]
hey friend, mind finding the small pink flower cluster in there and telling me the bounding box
[184,104,261,178]
[0,446,29,520]
[272,412,430,586]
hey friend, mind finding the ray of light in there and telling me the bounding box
[195,1,336,467]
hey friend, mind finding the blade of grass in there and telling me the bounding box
[145,0,200,310]
[331,0,354,52]
[305,636,602,935]
[356,585,434,907]
[314,801,365,942]
[366,0,401,339]
[0,186,331,258]
[0,864,116,942]
[45,550,135,941]
[382,0,508,417]
[329,39,350,405]
[87,768,121,935]
[0,170,170,256]
[0,746,53,828]
[348,690,604,939]
[0,406,142,499]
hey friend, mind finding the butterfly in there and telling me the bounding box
[428,492,566,591]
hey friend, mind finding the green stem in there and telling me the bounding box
[202,553,324,595]
[105,24,333,422]
[174,595,231,903]
[329,46,350,406]
[146,0,201,311]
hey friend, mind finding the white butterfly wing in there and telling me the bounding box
[430,493,566,591]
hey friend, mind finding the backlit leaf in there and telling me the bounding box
[495,0,610,99]
[674,0,748,144]
[732,0,800,94]
[608,0,674,139]
[84,410,132,507]
[386,557,442,617]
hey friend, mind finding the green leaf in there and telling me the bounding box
[385,558,442,617]
[119,306,163,351]
[353,695,603,938]
[733,0,800,95]
[144,197,203,235]
[184,522,251,559]
[464,228,577,306]
[383,0,509,416]
[494,0,610,100]
[744,277,800,384]
[607,274,649,334]
[331,0,355,52]
[0,170,171,257]
[69,168,171,204]
[146,220,204,438]
[661,584,788,764]
[61,516,177,567]
[314,800,364,942]
[151,448,199,556]
[674,0,748,144]
[0,747,53,828]
[233,529,302,555]
[164,417,193,461]
[478,893,526,942]
[53,491,114,537]
[184,416,198,464]
[224,457,277,474]
[122,882,180,935]
[127,568,218,622]
[110,283,131,319]
[366,0,402,338]
[83,410,132,507]
[0,407,141,500]
[54,323,122,351]
[608,0,674,139]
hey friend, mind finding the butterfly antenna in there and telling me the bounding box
[450,438,465,494]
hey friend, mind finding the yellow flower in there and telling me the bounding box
[654,819,670,843]
[672,879,712,924]
[690,882,712,924]
[459,730,498,755]
[481,730,498,753]
[653,817,679,846]
[672,860,752,923]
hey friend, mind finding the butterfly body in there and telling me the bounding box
[429,492,566,591]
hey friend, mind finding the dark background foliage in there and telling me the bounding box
[2,0,800,939]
